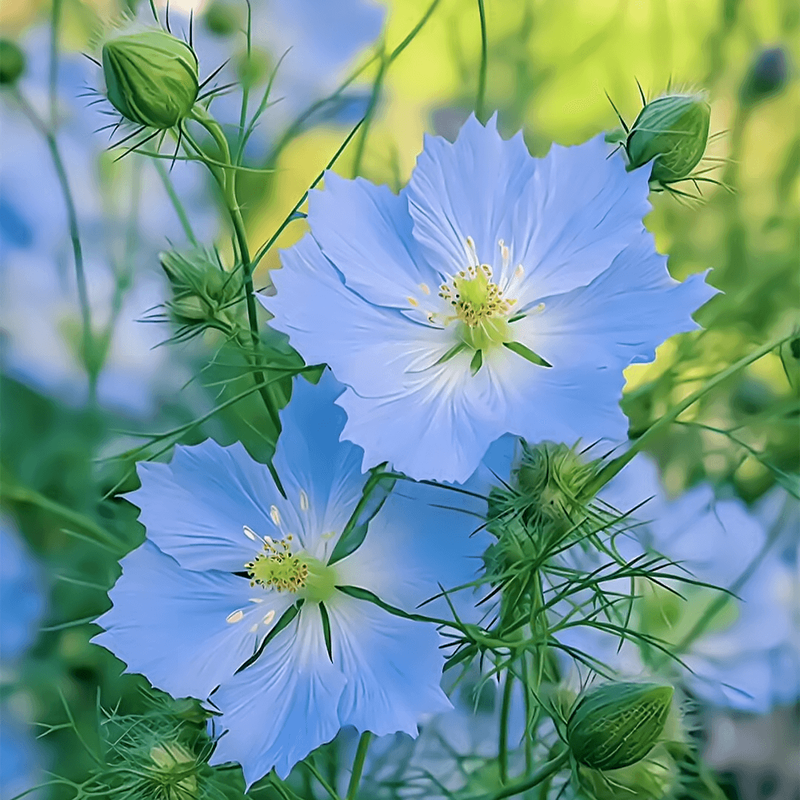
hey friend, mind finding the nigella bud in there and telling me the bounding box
[625,92,711,186]
[740,47,789,106]
[0,39,25,85]
[148,741,200,800]
[102,30,199,129]
[160,247,243,332]
[567,682,674,771]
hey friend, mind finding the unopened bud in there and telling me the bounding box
[567,682,674,770]
[0,39,25,86]
[149,741,199,800]
[625,92,710,185]
[102,30,199,129]
[160,247,243,329]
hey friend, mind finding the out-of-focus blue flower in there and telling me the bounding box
[196,0,384,154]
[598,457,799,713]
[263,115,716,483]
[0,700,46,800]
[92,372,485,787]
[0,29,216,415]
[0,519,47,800]
[0,518,45,665]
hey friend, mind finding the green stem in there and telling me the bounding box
[14,90,96,401]
[345,732,372,800]
[498,672,514,784]
[303,759,342,800]
[351,49,388,178]
[153,159,198,244]
[588,332,796,496]
[487,751,570,800]
[188,109,282,437]
[476,0,488,121]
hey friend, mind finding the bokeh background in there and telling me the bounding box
[0,0,798,798]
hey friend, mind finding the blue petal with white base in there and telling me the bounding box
[264,115,717,483]
[93,371,483,787]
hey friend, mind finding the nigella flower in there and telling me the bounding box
[262,115,717,483]
[593,456,798,713]
[92,372,485,787]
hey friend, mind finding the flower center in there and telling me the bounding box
[439,264,516,354]
[245,533,337,602]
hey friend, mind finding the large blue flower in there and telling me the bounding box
[92,372,485,787]
[262,115,717,483]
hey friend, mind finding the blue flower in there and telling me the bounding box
[595,456,799,713]
[92,372,485,787]
[263,115,717,483]
[0,518,45,665]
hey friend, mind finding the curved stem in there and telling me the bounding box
[487,750,570,800]
[345,731,372,800]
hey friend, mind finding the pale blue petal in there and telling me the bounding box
[335,479,489,620]
[406,114,537,274]
[92,541,292,700]
[308,173,440,308]
[262,236,444,399]
[0,520,45,663]
[272,371,366,559]
[131,440,284,573]
[513,231,717,368]
[208,604,346,785]
[329,593,451,736]
[508,135,653,301]
[335,353,515,483]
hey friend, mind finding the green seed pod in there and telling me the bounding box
[625,92,710,185]
[102,30,199,129]
[567,682,674,771]
[0,39,25,85]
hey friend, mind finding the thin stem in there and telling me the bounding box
[302,759,342,800]
[498,672,514,784]
[486,751,570,800]
[476,0,488,121]
[345,731,372,800]
[14,90,96,401]
[49,0,61,126]
[351,48,388,178]
[188,110,283,437]
[588,332,797,496]
[153,159,198,244]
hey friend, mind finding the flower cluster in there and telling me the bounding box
[81,27,792,798]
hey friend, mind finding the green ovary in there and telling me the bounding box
[247,540,337,603]
[442,266,515,351]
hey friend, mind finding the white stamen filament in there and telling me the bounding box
[299,490,309,512]
[262,610,276,626]
[226,609,245,624]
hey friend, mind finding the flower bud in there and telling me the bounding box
[740,47,789,106]
[102,30,199,129]
[567,682,674,770]
[0,39,25,85]
[160,247,243,330]
[148,741,199,800]
[625,92,710,185]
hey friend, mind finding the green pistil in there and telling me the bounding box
[246,535,337,602]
